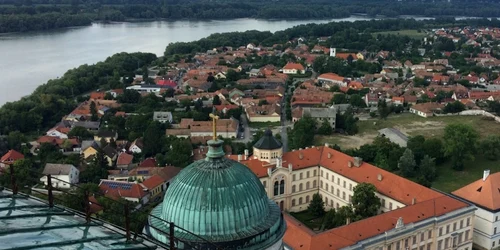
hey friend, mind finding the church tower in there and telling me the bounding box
[252,129,283,164]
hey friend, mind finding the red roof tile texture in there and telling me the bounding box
[0,150,24,164]
[453,172,500,210]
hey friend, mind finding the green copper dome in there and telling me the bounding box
[148,140,286,249]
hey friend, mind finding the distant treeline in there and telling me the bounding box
[2,0,500,33]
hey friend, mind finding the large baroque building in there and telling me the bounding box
[453,170,500,250]
[229,131,476,250]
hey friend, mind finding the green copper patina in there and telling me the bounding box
[148,139,286,249]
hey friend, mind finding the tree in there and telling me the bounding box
[307,193,325,217]
[207,73,215,82]
[60,183,99,211]
[443,124,479,170]
[443,101,466,113]
[344,112,359,135]
[332,94,347,104]
[423,138,445,164]
[407,135,426,164]
[68,126,93,139]
[258,99,269,106]
[0,159,40,192]
[419,155,436,183]
[349,94,365,107]
[80,153,109,184]
[378,99,391,119]
[351,183,381,220]
[288,115,316,149]
[480,135,500,161]
[212,95,222,105]
[226,69,240,81]
[398,148,416,177]
[165,139,193,168]
[317,119,333,135]
[143,121,164,157]
[117,89,141,103]
[7,131,26,151]
[90,101,99,121]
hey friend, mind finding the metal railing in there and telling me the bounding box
[1,164,224,250]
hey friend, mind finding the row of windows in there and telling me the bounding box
[291,195,311,206]
[292,170,318,181]
[437,230,470,250]
[438,218,471,236]
[291,181,317,193]
[259,151,280,160]
[320,169,354,191]
[380,198,400,210]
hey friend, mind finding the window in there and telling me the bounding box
[453,222,456,231]
[495,227,497,234]
[331,186,334,193]
[396,242,400,250]
[325,183,329,191]
[331,175,334,182]
[494,242,496,248]
[428,230,432,239]
[342,192,346,200]
[467,218,470,226]
[389,202,393,210]
[299,183,303,191]
[299,197,303,204]
[292,199,296,206]
[445,238,449,248]
[426,243,431,250]
[293,174,296,181]
[336,189,340,197]
[313,170,316,176]
[437,240,442,250]
[313,180,317,188]
[343,180,346,188]
[306,182,310,189]
[320,180,323,188]
[306,195,310,203]
[321,170,323,176]
[274,181,279,196]
[292,185,296,193]
[439,227,443,236]
[412,235,417,244]
[325,197,328,204]
[421,232,424,241]
[460,220,463,229]
[336,203,339,209]
[300,173,303,180]
[326,173,329,179]
[382,199,386,207]
[446,225,450,234]
[404,239,409,248]
[349,195,352,202]
[307,171,310,178]
[465,230,469,240]
[263,181,267,187]
[337,177,340,185]
[497,216,499,221]
[349,183,352,191]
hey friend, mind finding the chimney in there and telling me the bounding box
[276,158,281,168]
[305,147,309,149]
[327,153,332,159]
[377,174,383,181]
[346,217,351,225]
[324,143,330,148]
[299,152,304,160]
[288,163,293,171]
[312,145,315,148]
[412,198,416,205]
[299,148,302,150]
[267,167,272,176]
[244,149,249,160]
[483,169,491,181]
[353,157,363,167]
[238,154,242,162]
[348,161,353,168]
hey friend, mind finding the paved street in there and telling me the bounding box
[234,113,252,143]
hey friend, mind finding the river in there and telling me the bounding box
[0,16,433,105]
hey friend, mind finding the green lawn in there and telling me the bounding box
[433,155,500,193]
[289,210,325,230]
[372,29,427,39]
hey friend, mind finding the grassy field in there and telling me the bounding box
[248,121,281,129]
[433,155,500,193]
[317,113,500,150]
[372,29,428,39]
[289,210,325,231]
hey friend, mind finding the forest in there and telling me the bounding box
[2,0,500,33]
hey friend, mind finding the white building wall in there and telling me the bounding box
[473,207,500,250]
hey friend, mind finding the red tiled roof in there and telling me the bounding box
[139,158,157,168]
[117,152,133,165]
[453,172,500,210]
[317,73,344,82]
[283,62,305,71]
[142,175,164,189]
[0,150,24,164]
[157,79,177,88]
[99,180,147,200]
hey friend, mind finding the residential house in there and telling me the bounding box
[117,152,134,170]
[142,175,165,201]
[364,93,379,107]
[82,144,99,161]
[245,103,281,123]
[248,69,262,77]
[129,138,144,154]
[392,96,405,106]
[166,118,238,138]
[40,163,79,189]
[99,180,149,205]
[282,62,305,75]
[103,145,117,167]
[453,170,500,250]
[153,112,173,124]
[0,150,24,169]
[410,102,445,117]
[139,158,158,168]
[36,136,81,153]
[300,107,337,128]
[317,73,346,88]
[94,130,118,143]
[46,126,70,139]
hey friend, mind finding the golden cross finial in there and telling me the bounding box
[209,113,219,141]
